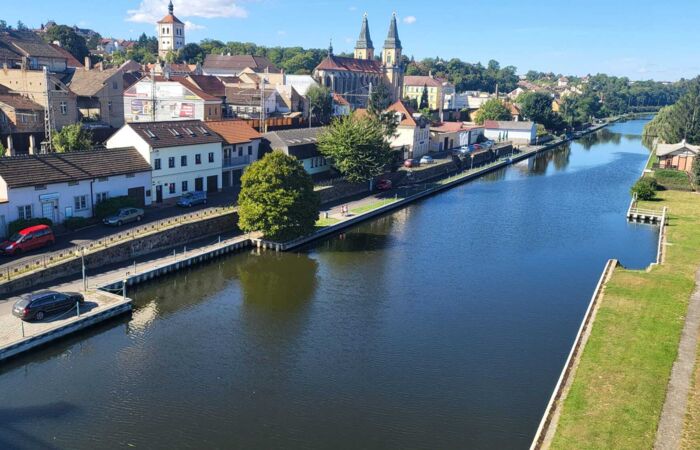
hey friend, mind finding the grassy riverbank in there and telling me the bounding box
[551,190,700,449]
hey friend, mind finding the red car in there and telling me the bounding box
[1,224,55,256]
[377,179,393,190]
[403,158,420,168]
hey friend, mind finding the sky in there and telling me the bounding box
[3,0,700,81]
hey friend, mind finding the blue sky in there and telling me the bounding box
[4,0,700,81]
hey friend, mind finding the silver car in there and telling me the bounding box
[103,207,145,226]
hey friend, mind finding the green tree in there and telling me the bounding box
[692,156,700,185]
[237,152,320,241]
[44,25,89,61]
[644,78,700,145]
[0,139,6,157]
[52,123,93,152]
[318,115,392,184]
[518,91,566,132]
[631,177,658,201]
[368,82,393,115]
[306,85,333,125]
[403,97,418,110]
[16,21,28,31]
[179,43,205,64]
[419,84,429,109]
[473,99,511,125]
[86,33,102,50]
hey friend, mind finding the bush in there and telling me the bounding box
[654,169,692,191]
[631,177,658,201]
[94,196,137,219]
[8,218,53,236]
[63,216,93,231]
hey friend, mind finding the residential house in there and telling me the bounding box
[656,140,699,173]
[557,77,569,88]
[484,120,536,145]
[48,44,84,69]
[0,147,152,234]
[0,86,44,154]
[65,64,125,128]
[0,29,69,73]
[386,100,430,159]
[123,75,223,123]
[105,120,224,203]
[262,127,331,176]
[206,120,262,186]
[225,87,280,119]
[429,122,483,152]
[403,74,455,111]
[203,54,280,77]
[284,74,318,96]
[332,93,351,117]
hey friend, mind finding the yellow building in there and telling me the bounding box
[403,75,454,110]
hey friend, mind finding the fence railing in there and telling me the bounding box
[0,204,237,283]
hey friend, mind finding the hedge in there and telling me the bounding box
[63,216,94,231]
[94,196,138,219]
[8,218,53,236]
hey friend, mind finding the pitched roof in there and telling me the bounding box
[315,55,383,73]
[0,147,151,189]
[67,67,121,97]
[263,127,327,160]
[386,100,417,127]
[187,75,226,97]
[158,14,183,25]
[225,87,277,105]
[333,93,350,106]
[49,44,84,68]
[205,120,262,145]
[0,93,44,111]
[203,55,280,73]
[483,120,535,131]
[0,30,65,59]
[384,13,402,49]
[138,75,222,102]
[126,121,223,149]
[430,122,465,133]
[356,14,374,49]
[656,140,700,156]
[404,75,443,88]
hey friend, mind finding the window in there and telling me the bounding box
[34,185,46,191]
[68,181,79,186]
[181,155,187,167]
[108,101,112,112]
[168,157,175,168]
[112,81,118,90]
[98,177,108,182]
[248,145,253,156]
[168,183,176,194]
[74,195,87,211]
[238,148,243,157]
[181,180,188,192]
[126,173,135,178]
[154,158,162,170]
[18,205,32,220]
[195,154,201,165]
[60,101,67,115]
[96,192,108,203]
[208,152,214,163]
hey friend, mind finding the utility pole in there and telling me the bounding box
[42,67,54,152]
[151,67,157,122]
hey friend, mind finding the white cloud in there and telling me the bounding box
[403,15,416,25]
[185,21,206,31]
[348,6,357,11]
[126,0,248,23]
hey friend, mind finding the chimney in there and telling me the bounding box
[28,135,36,155]
[84,56,91,70]
[6,135,14,156]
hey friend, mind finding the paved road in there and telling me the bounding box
[0,188,239,270]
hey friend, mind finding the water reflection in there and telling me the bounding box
[578,129,621,150]
[0,402,79,450]
[314,215,397,253]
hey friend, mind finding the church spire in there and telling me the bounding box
[384,12,401,49]
[356,13,374,50]
[328,38,333,56]
[168,0,174,15]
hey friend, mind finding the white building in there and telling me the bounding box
[106,120,224,203]
[483,120,537,145]
[263,127,331,176]
[157,1,185,59]
[386,100,430,159]
[0,147,152,235]
[429,122,484,152]
[206,120,263,186]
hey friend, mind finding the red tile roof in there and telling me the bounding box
[386,100,417,127]
[158,14,183,25]
[205,120,262,145]
[404,75,443,88]
[315,55,383,74]
[187,75,226,97]
[333,93,350,106]
[49,44,83,68]
[430,122,464,133]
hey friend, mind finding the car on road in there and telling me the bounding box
[403,158,420,168]
[12,290,84,321]
[0,224,55,256]
[177,191,207,207]
[103,207,145,227]
[481,140,494,149]
[419,155,434,164]
[377,179,393,191]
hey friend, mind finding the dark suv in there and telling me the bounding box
[12,291,85,321]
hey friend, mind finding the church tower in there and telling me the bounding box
[158,0,185,59]
[354,13,374,60]
[382,13,403,100]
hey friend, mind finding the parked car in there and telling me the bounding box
[420,155,434,164]
[403,158,420,168]
[472,144,482,151]
[0,224,55,256]
[103,207,144,226]
[12,290,84,322]
[377,179,393,191]
[177,191,207,207]
[481,140,494,149]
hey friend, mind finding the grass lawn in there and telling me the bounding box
[551,190,700,449]
[654,169,694,192]
[350,198,397,215]
[315,217,340,228]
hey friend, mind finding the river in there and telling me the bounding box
[0,119,658,450]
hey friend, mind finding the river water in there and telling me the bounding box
[0,119,658,450]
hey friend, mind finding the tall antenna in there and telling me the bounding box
[42,67,54,152]
[151,66,157,122]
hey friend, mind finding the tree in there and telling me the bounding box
[692,156,700,185]
[644,78,700,145]
[179,43,205,64]
[318,115,392,184]
[237,152,320,241]
[86,33,102,50]
[16,21,28,31]
[0,139,6,157]
[473,99,511,125]
[44,25,89,61]
[419,84,429,109]
[368,82,393,115]
[631,177,658,201]
[306,85,333,125]
[52,123,93,152]
[403,97,418,110]
[518,91,566,132]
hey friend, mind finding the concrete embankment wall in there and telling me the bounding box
[0,212,238,296]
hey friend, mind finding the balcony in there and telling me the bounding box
[223,155,252,168]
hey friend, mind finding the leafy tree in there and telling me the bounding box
[165,51,178,63]
[44,25,89,61]
[631,177,658,201]
[644,78,700,145]
[0,20,8,31]
[419,84,429,109]
[306,85,333,125]
[52,123,93,153]
[318,115,392,184]
[518,91,566,132]
[368,82,394,114]
[16,21,28,31]
[474,99,511,125]
[692,156,700,185]
[237,152,320,241]
[86,33,102,50]
[403,96,418,110]
[0,139,6,157]
[179,43,205,64]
